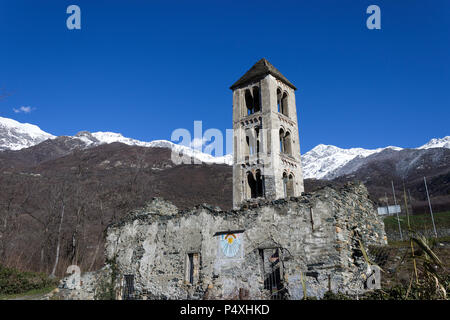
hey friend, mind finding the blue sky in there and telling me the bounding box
[0,0,449,153]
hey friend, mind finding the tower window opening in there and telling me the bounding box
[287,174,294,197]
[281,92,289,117]
[245,89,254,115]
[279,129,285,153]
[256,170,264,197]
[253,87,261,113]
[247,171,264,199]
[282,172,288,197]
[255,127,261,154]
[279,130,292,155]
[246,128,259,156]
[245,136,250,157]
[246,135,255,155]
[283,131,292,155]
[245,87,261,115]
[277,88,282,113]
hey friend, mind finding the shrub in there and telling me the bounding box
[0,264,58,295]
[93,259,120,300]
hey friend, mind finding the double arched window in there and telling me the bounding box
[282,172,294,198]
[245,126,262,157]
[277,88,289,117]
[247,170,264,199]
[279,129,292,155]
[244,87,261,115]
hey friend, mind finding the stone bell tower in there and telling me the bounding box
[230,58,304,208]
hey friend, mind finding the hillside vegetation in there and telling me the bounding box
[0,264,57,298]
[0,140,448,280]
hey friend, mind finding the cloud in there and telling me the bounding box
[13,106,34,114]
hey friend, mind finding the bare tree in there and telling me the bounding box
[49,182,69,277]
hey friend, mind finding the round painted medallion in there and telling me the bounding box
[220,233,241,257]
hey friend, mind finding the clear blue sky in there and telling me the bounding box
[0,0,449,153]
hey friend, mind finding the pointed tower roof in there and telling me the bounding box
[230,58,297,90]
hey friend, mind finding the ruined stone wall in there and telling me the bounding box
[103,182,386,300]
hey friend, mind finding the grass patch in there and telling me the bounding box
[0,285,56,300]
[384,211,450,233]
[0,264,58,297]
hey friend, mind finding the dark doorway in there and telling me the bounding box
[259,248,287,299]
[123,274,135,300]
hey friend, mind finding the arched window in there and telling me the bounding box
[287,174,294,197]
[277,88,282,113]
[283,131,292,155]
[282,172,288,197]
[255,170,264,197]
[245,135,250,157]
[253,87,261,113]
[281,92,288,116]
[255,127,260,154]
[279,129,285,153]
[282,172,294,197]
[244,87,261,116]
[247,171,264,199]
[245,89,254,115]
[247,172,257,199]
[246,128,257,156]
[279,129,292,155]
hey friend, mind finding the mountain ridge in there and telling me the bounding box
[0,117,448,274]
[0,116,448,179]
[0,116,55,151]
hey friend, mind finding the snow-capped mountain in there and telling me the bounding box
[301,137,450,180]
[300,144,402,179]
[73,131,233,165]
[0,116,55,151]
[0,117,232,165]
[418,136,450,150]
[0,116,447,177]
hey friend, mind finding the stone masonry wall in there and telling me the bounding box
[100,182,386,300]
